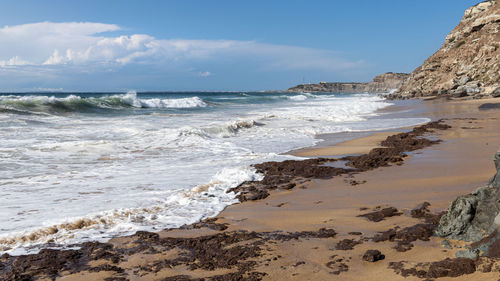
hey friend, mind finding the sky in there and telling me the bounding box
[0,0,479,92]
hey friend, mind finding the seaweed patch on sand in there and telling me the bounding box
[230,120,450,202]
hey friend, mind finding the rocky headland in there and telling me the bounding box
[391,0,500,99]
[287,72,409,93]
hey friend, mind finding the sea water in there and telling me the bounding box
[0,91,429,254]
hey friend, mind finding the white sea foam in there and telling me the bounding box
[119,91,207,108]
[0,166,262,255]
[287,94,308,101]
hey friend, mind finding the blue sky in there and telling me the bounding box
[0,1,478,91]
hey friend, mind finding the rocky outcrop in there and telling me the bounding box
[436,148,500,244]
[391,0,500,99]
[287,72,409,93]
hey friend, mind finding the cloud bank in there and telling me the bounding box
[0,22,365,90]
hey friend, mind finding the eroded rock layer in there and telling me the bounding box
[391,0,500,99]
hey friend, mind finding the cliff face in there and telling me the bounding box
[287,72,409,93]
[392,0,500,99]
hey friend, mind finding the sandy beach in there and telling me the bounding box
[2,98,499,280]
[2,0,500,280]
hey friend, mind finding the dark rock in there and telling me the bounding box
[180,217,229,231]
[394,242,414,252]
[358,207,402,222]
[130,231,160,242]
[426,258,476,278]
[0,248,82,280]
[435,194,479,239]
[410,202,431,219]
[389,258,477,279]
[490,148,500,188]
[88,264,124,273]
[455,249,479,259]
[326,255,349,275]
[470,230,500,257]
[373,221,440,252]
[478,103,500,110]
[362,250,385,262]
[334,239,362,250]
[451,86,468,97]
[486,235,500,258]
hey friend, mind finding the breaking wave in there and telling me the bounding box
[0,91,207,115]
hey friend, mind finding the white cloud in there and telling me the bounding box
[199,71,212,77]
[0,21,364,73]
[0,56,30,67]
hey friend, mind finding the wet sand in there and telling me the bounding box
[2,98,500,280]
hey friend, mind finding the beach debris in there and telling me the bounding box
[0,226,338,280]
[343,120,450,171]
[388,258,478,279]
[334,239,363,250]
[358,207,402,222]
[326,255,349,275]
[345,179,367,186]
[362,250,385,262]
[180,217,229,231]
[230,120,450,203]
[410,202,432,219]
[373,223,437,252]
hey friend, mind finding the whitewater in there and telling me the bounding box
[0,91,429,255]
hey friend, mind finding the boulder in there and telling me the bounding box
[491,87,500,98]
[436,148,500,242]
[362,250,385,262]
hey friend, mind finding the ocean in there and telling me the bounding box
[0,91,429,255]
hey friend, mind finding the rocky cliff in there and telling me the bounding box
[391,0,500,99]
[287,72,409,93]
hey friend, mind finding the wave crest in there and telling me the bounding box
[120,91,207,108]
[0,91,208,115]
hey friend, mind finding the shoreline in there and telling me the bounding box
[0,96,426,257]
[290,98,429,158]
[1,98,500,280]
